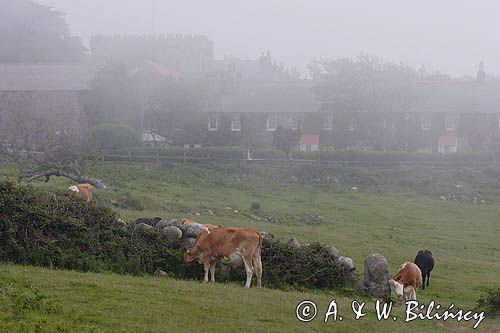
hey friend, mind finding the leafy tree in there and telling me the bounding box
[0,0,85,62]
[310,54,418,114]
[273,126,301,155]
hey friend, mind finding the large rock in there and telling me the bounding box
[135,223,154,232]
[295,213,326,225]
[161,226,183,242]
[260,231,275,242]
[180,222,207,238]
[286,236,301,248]
[363,253,390,298]
[325,246,340,260]
[167,219,182,228]
[155,219,169,229]
[178,237,197,250]
[337,256,355,272]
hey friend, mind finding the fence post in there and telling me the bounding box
[157,151,160,162]
[183,152,187,163]
[128,151,132,163]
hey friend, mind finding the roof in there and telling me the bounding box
[410,81,500,114]
[0,64,96,91]
[299,134,320,145]
[438,135,458,146]
[130,60,183,80]
[218,80,320,113]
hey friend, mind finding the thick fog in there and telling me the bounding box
[28,0,500,76]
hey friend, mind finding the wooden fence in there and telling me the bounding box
[94,151,498,169]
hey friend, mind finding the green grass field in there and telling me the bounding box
[1,161,499,332]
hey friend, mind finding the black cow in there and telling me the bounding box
[414,249,434,290]
[134,217,162,227]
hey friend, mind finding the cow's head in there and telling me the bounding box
[183,248,197,266]
[389,279,404,301]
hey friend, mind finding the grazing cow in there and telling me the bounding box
[66,183,94,202]
[389,262,422,304]
[184,227,262,288]
[181,218,220,230]
[414,249,434,290]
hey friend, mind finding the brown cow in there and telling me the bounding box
[66,183,94,202]
[389,262,422,304]
[181,218,220,230]
[184,227,262,288]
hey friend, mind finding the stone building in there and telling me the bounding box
[0,64,96,145]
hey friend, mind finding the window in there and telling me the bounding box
[383,118,394,130]
[267,115,277,131]
[289,116,298,130]
[324,115,333,130]
[348,118,356,132]
[208,116,218,131]
[231,116,241,132]
[445,117,454,131]
[421,117,431,131]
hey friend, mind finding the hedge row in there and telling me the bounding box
[0,181,352,291]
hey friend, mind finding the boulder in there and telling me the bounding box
[250,215,261,221]
[160,226,183,242]
[337,256,355,272]
[178,237,197,250]
[135,223,154,232]
[260,231,275,242]
[325,246,340,260]
[363,253,390,298]
[154,219,169,229]
[167,219,182,228]
[180,222,207,238]
[154,270,168,277]
[295,213,325,225]
[286,236,301,248]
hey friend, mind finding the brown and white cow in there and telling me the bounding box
[389,262,422,304]
[181,218,220,230]
[184,227,262,288]
[66,183,94,202]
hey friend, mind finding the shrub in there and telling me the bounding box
[0,181,353,291]
[90,123,140,150]
[250,202,261,210]
[477,287,500,317]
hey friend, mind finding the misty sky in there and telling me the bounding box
[36,0,500,76]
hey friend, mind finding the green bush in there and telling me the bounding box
[90,123,141,150]
[0,181,353,291]
[477,287,500,317]
[251,202,261,210]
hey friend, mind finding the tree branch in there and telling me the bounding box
[18,170,107,189]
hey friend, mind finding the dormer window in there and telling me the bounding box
[267,115,277,131]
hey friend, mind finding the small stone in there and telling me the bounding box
[250,215,261,221]
[286,236,301,248]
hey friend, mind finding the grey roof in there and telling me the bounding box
[218,80,321,113]
[409,81,500,114]
[0,64,96,91]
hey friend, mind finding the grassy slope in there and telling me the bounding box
[1,162,499,332]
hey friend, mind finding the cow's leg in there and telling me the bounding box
[411,287,417,301]
[421,270,426,290]
[209,261,216,283]
[242,255,254,288]
[426,271,430,287]
[203,260,210,283]
[252,251,262,288]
